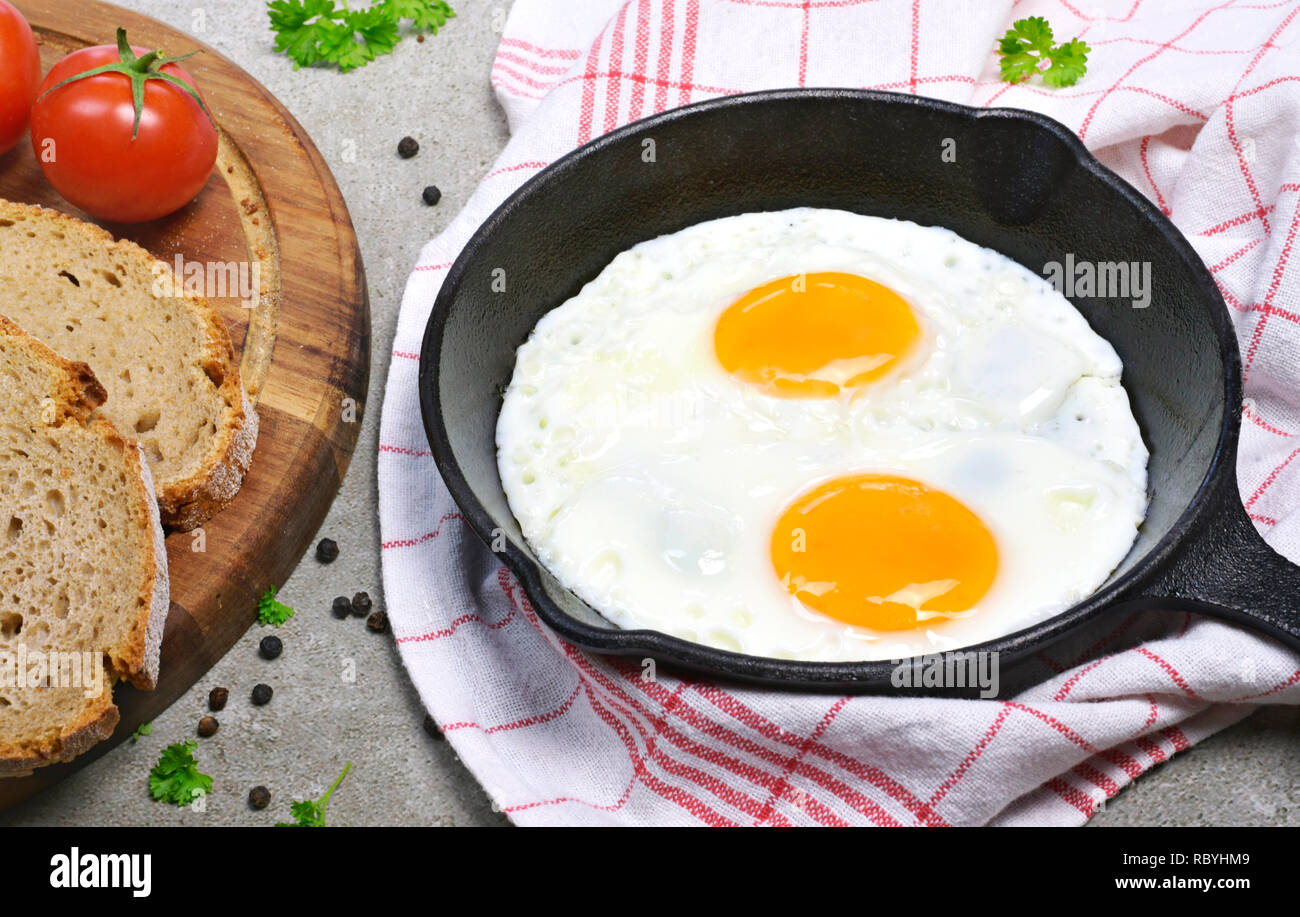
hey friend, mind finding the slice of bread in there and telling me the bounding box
[0,316,169,776]
[0,199,258,530]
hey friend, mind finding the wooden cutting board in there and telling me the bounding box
[0,0,369,808]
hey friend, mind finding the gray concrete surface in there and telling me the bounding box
[1,0,1295,827]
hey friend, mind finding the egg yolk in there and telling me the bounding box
[770,474,998,632]
[714,272,921,397]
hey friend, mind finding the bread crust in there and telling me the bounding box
[0,690,119,779]
[0,317,170,774]
[0,314,108,422]
[109,432,171,690]
[164,384,260,532]
[0,199,258,530]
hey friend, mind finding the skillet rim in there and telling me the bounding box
[417,87,1242,687]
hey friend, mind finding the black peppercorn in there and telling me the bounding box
[423,714,445,741]
[259,635,282,660]
[316,538,339,563]
[208,686,229,711]
[332,596,352,619]
[248,786,271,810]
[198,716,219,737]
[367,611,389,633]
[251,683,273,706]
[397,136,419,159]
[351,591,372,617]
[422,185,442,206]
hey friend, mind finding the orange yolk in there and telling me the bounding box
[714,272,921,397]
[770,474,998,632]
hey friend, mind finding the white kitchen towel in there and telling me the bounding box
[378,0,1300,826]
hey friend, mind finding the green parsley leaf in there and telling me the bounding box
[149,740,212,807]
[131,721,153,743]
[996,17,1089,88]
[348,6,403,69]
[267,0,455,72]
[258,585,295,627]
[1005,16,1055,54]
[267,0,339,69]
[315,19,368,73]
[1043,37,1091,88]
[999,50,1041,85]
[277,762,352,827]
[388,0,456,33]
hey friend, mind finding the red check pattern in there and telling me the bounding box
[379,0,1300,825]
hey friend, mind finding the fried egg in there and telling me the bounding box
[496,208,1148,661]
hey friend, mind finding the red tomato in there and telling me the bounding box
[0,1,41,156]
[30,39,218,223]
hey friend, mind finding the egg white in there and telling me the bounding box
[496,208,1148,661]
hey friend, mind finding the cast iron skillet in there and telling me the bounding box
[419,88,1300,691]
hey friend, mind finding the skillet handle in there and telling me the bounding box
[1125,471,1300,652]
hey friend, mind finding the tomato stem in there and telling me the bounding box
[35,27,216,141]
